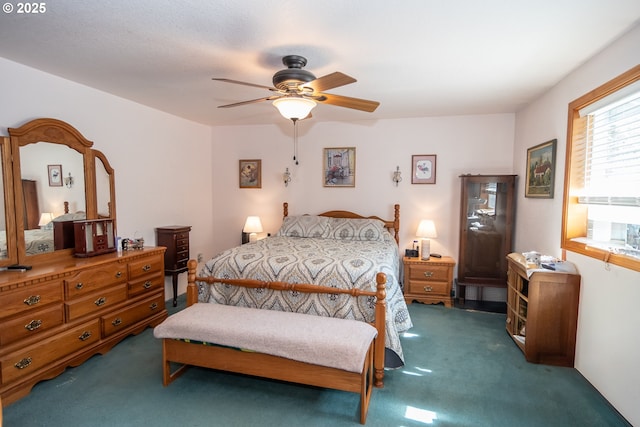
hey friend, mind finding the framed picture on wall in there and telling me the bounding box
[411,155,436,184]
[48,164,63,187]
[323,147,356,187]
[525,139,556,198]
[239,159,262,188]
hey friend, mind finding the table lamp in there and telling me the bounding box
[416,219,437,260]
[242,216,263,243]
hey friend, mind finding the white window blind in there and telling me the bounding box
[577,87,640,207]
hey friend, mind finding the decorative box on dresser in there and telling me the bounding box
[0,247,167,406]
[403,256,456,307]
[155,226,191,307]
[505,253,581,367]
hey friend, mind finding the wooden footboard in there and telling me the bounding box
[185,260,387,387]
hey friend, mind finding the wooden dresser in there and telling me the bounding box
[155,226,191,307]
[403,256,456,307]
[0,247,167,406]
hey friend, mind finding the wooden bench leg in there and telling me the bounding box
[162,340,190,386]
[360,344,374,424]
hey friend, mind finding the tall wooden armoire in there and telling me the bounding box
[22,179,40,230]
[456,174,517,303]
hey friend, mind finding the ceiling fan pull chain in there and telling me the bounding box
[292,118,299,165]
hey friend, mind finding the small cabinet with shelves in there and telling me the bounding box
[505,253,581,367]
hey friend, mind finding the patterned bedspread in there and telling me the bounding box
[198,233,413,367]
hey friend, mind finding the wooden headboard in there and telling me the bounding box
[282,202,400,244]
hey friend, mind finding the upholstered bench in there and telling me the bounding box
[154,303,378,424]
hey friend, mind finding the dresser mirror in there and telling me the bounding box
[0,137,17,266]
[6,118,116,265]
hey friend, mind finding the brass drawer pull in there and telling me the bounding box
[15,357,32,369]
[423,271,434,278]
[25,319,43,331]
[423,286,433,292]
[78,331,92,341]
[142,264,151,272]
[94,297,107,306]
[115,271,122,278]
[143,280,152,289]
[149,302,158,310]
[75,282,84,290]
[112,317,122,327]
[23,295,41,306]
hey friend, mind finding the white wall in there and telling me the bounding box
[513,23,640,425]
[0,58,214,299]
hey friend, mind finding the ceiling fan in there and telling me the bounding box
[212,55,380,120]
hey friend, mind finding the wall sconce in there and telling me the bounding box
[283,167,292,187]
[64,172,74,188]
[38,212,54,230]
[392,166,402,186]
[416,219,438,260]
[242,216,263,244]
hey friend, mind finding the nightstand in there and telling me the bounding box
[156,225,191,307]
[403,256,456,307]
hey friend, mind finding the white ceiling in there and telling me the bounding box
[1,1,639,126]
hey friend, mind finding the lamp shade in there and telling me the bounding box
[273,97,316,120]
[38,212,54,226]
[243,216,263,233]
[416,219,437,238]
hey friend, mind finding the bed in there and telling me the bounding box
[196,203,413,374]
[0,202,87,257]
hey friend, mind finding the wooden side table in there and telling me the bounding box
[403,256,456,307]
[156,225,191,306]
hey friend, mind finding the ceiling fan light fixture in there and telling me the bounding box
[273,97,316,120]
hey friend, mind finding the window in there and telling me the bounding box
[562,65,640,272]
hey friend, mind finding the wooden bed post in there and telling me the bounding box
[374,272,387,388]
[187,259,198,307]
[393,204,400,244]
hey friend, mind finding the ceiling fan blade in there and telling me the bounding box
[218,95,282,108]
[315,93,380,112]
[302,72,356,93]
[212,78,277,91]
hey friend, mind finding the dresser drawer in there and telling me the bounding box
[175,231,189,241]
[0,281,63,319]
[128,255,163,281]
[101,293,165,337]
[408,264,451,282]
[64,263,127,299]
[1,319,100,384]
[406,279,450,297]
[128,274,164,298]
[65,284,128,321]
[0,304,64,346]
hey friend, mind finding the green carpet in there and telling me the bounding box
[3,300,630,427]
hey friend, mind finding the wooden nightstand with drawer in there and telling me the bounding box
[403,256,456,307]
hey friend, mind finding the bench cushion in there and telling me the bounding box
[153,303,377,373]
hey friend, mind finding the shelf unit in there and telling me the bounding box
[505,253,581,367]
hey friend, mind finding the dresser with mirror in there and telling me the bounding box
[0,118,167,406]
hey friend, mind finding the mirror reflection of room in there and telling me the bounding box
[20,142,86,255]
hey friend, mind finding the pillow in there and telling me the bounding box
[326,217,386,241]
[52,212,86,222]
[275,215,330,238]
